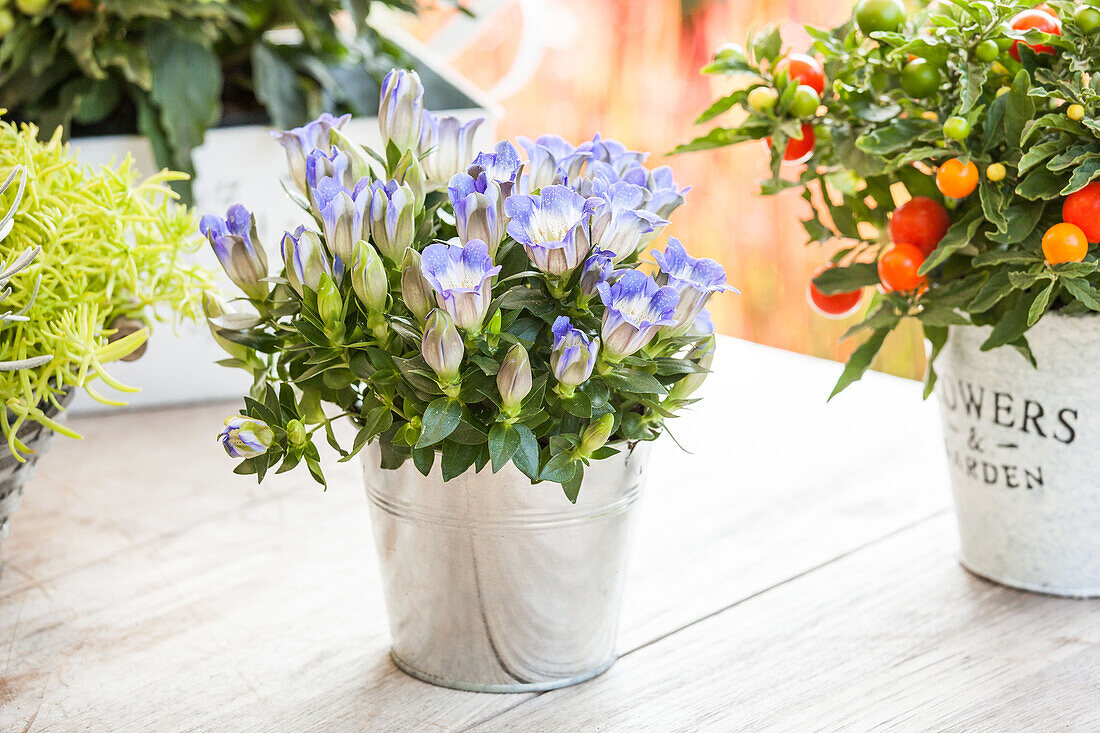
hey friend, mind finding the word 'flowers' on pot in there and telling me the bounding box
[680,0,1100,399]
[206,68,735,501]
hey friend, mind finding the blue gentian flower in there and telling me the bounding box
[645,166,692,219]
[589,133,648,173]
[652,238,738,331]
[448,170,508,256]
[305,146,354,202]
[550,316,599,388]
[379,69,425,153]
[200,204,269,301]
[517,135,593,192]
[311,176,371,264]
[597,270,680,358]
[505,185,593,275]
[281,225,344,295]
[272,113,351,194]
[469,140,523,183]
[368,179,416,264]
[589,181,668,261]
[419,239,502,331]
[579,247,618,299]
[419,112,485,187]
[218,416,273,459]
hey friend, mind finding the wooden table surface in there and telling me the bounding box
[2,337,1098,732]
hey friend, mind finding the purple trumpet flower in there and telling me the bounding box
[596,270,680,358]
[272,113,351,195]
[379,69,424,153]
[419,239,502,332]
[550,316,599,389]
[200,204,269,301]
[644,166,692,220]
[469,140,523,184]
[281,225,344,295]
[218,416,273,459]
[517,135,593,192]
[579,247,617,299]
[368,179,417,264]
[589,133,649,173]
[305,146,354,201]
[311,176,371,264]
[448,170,508,256]
[588,181,668,261]
[652,238,738,331]
[419,112,484,187]
[422,309,464,384]
[505,185,593,276]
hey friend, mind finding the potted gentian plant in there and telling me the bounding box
[0,118,209,572]
[681,0,1100,595]
[207,69,733,691]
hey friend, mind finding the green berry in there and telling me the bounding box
[975,39,1000,62]
[747,86,779,113]
[0,9,12,36]
[943,116,971,140]
[14,0,47,14]
[789,85,821,118]
[1076,6,1100,33]
[855,0,906,35]
[901,59,942,99]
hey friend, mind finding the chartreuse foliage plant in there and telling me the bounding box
[0,118,209,457]
[680,0,1100,398]
[209,70,734,502]
[0,0,442,200]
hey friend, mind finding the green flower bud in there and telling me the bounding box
[316,273,343,335]
[203,292,253,364]
[286,419,308,448]
[667,336,715,401]
[394,149,427,211]
[401,247,434,321]
[578,414,614,457]
[497,343,532,415]
[351,240,387,312]
[421,308,464,384]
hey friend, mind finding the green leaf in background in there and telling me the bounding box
[145,23,222,177]
[251,42,309,131]
[488,423,520,473]
[812,262,880,295]
[829,327,891,400]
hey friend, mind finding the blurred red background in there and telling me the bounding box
[402,0,928,381]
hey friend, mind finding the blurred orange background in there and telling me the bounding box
[400,0,927,381]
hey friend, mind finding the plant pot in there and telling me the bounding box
[0,390,74,577]
[935,312,1100,597]
[361,441,651,692]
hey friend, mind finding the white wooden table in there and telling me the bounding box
[2,337,1098,731]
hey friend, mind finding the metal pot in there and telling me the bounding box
[936,313,1100,596]
[0,390,74,577]
[362,441,650,692]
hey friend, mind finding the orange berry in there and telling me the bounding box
[1042,223,1089,264]
[936,158,979,198]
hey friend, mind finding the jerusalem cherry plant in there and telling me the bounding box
[208,69,734,501]
[680,0,1100,398]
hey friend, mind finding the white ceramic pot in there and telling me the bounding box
[936,312,1100,596]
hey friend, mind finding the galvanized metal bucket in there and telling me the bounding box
[936,313,1100,597]
[362,441,650,692]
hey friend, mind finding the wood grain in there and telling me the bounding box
[0,337,973,731]
[472,514,1100,732]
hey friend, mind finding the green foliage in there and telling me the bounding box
[0,0,425,201]
[682,0,1100,396]
[0,118,209,456]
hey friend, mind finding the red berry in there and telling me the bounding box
[888,196,951,256]
[808,265,862,319]
[768,123,815,164]
[1009,9,1062,61]
[774,54,826,95]
[878,243,928,293]
[1063,182,1100,243]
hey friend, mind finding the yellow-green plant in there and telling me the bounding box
[0,118,210,457]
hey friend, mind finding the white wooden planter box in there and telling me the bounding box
[68,63,498,413]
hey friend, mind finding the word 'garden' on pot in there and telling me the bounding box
[206,69,735,690]
[683,0,1100,596]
